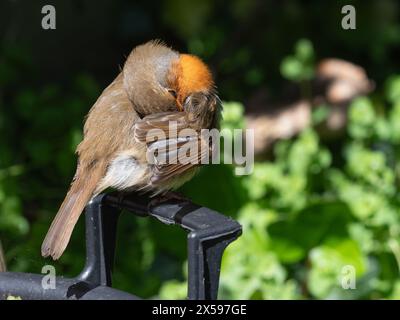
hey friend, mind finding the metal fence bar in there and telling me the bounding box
[0,192,242,300]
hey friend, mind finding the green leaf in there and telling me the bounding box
[295,39,315,63]
[268,201,352,263]
[158,280,187,299]
[221,101,245,130]
[348,97,376,139]
[308,238,367,298]
[385,75,400,104]
[312,104,330,125]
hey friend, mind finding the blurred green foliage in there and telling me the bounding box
[280,39,315,83]
[161,77,400,299]
[2,0,400,300]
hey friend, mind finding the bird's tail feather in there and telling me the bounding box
[41,165,105,260]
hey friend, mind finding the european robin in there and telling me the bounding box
[42,40,220,260]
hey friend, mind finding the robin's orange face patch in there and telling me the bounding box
[169,54,214,110]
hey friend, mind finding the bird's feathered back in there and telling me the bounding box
[123,40,179,116]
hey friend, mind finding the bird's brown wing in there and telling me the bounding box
[134,112,191,142]
[134,112,211,186]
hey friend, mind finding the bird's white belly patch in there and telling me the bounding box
[100,154,148,190]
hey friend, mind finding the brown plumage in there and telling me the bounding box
[41,40,221,260]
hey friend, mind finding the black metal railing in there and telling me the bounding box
[0,192,242,300]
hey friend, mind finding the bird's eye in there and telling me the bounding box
[168,89,177,99]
